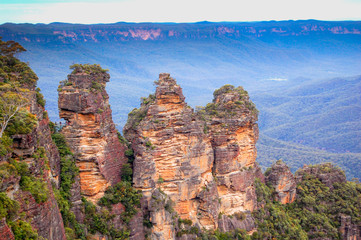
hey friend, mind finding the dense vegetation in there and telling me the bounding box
[0,38,49,239]
[257,133,361,179]
[251,164,361,240]
[0,37,38,154]
[254,74,361,179]
[50,123,86,239]
[0,159,43,239]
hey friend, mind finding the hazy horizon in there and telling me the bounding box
[2,19,361,26]
[1,0,361,24]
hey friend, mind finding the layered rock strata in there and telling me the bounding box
[1,82,66,239]
[124,73,216,235]
[265,160,296,204]
[203,84,263,214]
[58,66,127,202]
[124,74,262,238]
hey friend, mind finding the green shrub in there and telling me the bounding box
[233,211,246,221]
[83,198,130,239]
[10,159,29,177]
[51,128,86,238]
[141,94,155,105]
[143,214,153,228]
[9,220,38,240]
[145,140,153,148]
[4,109,37,136]
[117,131,128,145]
[121,163,133,182]
[35,88,45,107]
[0,192,19,220]
[98,181,141,223]
[124,148,134,158]
[157,177,164,184]
[0,47,38,86]
[91,81,104,92]
[42,111,48,120]
[20,176,49,203]
[0,135,13,156]
[178,218,192,227]
[127,107,147,128]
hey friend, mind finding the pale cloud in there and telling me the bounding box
[0,0,360,24]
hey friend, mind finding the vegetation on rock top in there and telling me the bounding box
[197,84,258,121]
[70,63,108,75]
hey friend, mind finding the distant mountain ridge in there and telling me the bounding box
[1,20,361,43]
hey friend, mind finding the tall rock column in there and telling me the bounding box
[201,85,263,214]
[58,64,127,203]
[124,74,218,237]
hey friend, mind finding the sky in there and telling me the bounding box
[0,0,361,24]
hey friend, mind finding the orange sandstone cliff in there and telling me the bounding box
[265,160,297,204]
[58,65,127,203]
[124,73,264,239]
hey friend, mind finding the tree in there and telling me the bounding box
[0,37,26,57]
[0,91,29,138]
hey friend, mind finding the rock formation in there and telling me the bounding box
[124,73,216,237]
[203,84,263,214]
[265,160,296,204]
[58,64,127,203]
[295,162,347,189]
[124,73,263,238]
[0,78,66,239]
[339,214,361,240]
[0,218,15,240]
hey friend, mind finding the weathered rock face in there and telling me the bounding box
[0,218,15,240]
[14,186,65,239]
[1,85,66,239]
[11,91,61,185]
[124,74,262,238]
[339,215,361,240]
[203,84,263,214]
[58,66,127,203]
[218,212,256,234]
[265,161,296,204]
[124,73,217,235]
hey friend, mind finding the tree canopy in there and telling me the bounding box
[0,37,26,57]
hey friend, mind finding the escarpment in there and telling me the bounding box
[58,64,127,203]
[0,52,66,239]
[124,73,263,238]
